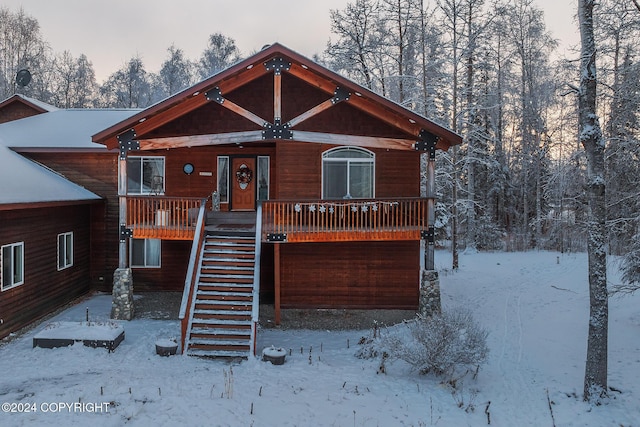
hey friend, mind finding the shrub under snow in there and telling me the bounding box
[358,309,489,378]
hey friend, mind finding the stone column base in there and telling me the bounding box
[419,270,441,317]
[111,268,134,320]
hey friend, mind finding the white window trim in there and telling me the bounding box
[57,232,74,271]
[129,238,162,269]
[126,156,166,195]
[217,156,230,204]
[257,155,270,201]
[2,241,24,291]
[321,146,375,199]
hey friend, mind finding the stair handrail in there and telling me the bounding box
[178,199,207,353]
[249,202,263,356]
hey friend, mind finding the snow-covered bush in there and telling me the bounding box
[474,215,505,251]
[358,309,489,378]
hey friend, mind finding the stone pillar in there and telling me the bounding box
[419,270,441,317]
[111,268,134,320]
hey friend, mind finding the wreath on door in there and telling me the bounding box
[236,165,253,188]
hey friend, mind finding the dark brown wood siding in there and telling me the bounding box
[0,205,92,339]
[278,241,420,309]
[0,103,44,124]
[24,151,119,291]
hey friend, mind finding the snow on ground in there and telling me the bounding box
[0,250,638,426]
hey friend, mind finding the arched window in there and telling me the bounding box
[322,147,375,199]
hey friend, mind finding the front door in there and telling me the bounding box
[231,157,256,211]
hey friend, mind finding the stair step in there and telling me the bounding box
[190,327,251,336]
[186,348,249,358]
[206,235,255,241]
[197,289,253,297]
[202,258,255,265]
[195,298,252,306]
[190,318,252,327]
[195,304,251,312]
[200,266,254,274]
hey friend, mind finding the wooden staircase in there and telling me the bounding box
[184,231,258,358]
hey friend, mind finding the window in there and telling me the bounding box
[322,147,374,199]
[257,156,270,201]
[130,239,161,268]
[57,232,73,270]
[217,156,229,203]
[127,156,165,194]
[2,242,24,291]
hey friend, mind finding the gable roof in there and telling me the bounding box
[0,93,59,113]
[0,108,139,206]
[93,43,462,152]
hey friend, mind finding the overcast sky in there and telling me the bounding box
[4,0,579,83]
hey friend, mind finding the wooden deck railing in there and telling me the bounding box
[126,196,203,240]
[261,198,428,242]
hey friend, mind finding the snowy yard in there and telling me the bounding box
[0,250,638,426]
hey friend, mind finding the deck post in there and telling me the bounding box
[111,130,138,321]
[274,243,281,325]
[418,130,441,316]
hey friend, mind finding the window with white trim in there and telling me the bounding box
[217,156,229,203]
[130,239,161,268]
[57,232,73,270]
[2,242,24,291]
[257,156,270,201]
[322,147,375,199]
[127,156,165,194]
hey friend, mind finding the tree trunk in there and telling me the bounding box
[578,0,608,402]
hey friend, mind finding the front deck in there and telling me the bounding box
[125,197,429,243]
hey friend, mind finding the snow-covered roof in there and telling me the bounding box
[0,146,102,204]
[0,108,139,205]
[1,109,139,150]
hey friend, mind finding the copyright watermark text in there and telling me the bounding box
[2,401,110,413]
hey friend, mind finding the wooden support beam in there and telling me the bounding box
[274,72,282,121]
[218,98,268,127]
[287,99,335,128]
[292,130,416,151]
[118,157,128,268]
[274,243,281,325]
[138,131,264,149]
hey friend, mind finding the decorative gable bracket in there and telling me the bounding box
[332,86,351,104]
[119,225,133,242]
[264,57,292,75]
[414,130,438,160]
[421,226,435,245]
[204,87,224,104]
[263,119,293,140]
[266,233,287,242]
[118,129,139,159]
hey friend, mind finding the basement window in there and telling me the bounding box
[1,242,24,291]
[130,239,161,268]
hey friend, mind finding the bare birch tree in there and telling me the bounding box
[577,0,608,402]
